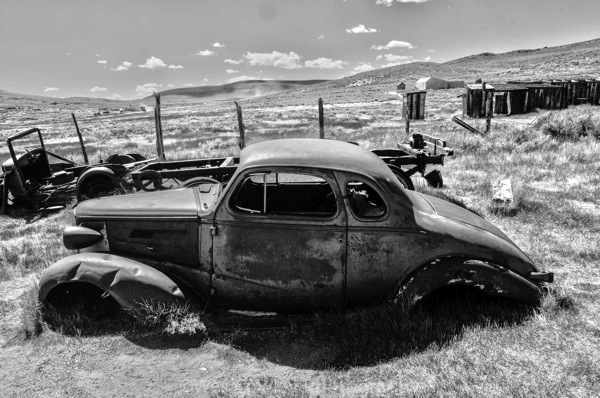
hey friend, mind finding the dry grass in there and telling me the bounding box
[1,91,600,397]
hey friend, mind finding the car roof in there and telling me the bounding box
[239,139,395,181]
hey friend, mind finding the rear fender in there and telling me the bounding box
[39,253,201,310]
[397,256,543,306]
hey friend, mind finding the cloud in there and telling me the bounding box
[203,78,209,82]
[370,40,415,50]
[44,87,59,92]
[212,42,226,48]
[376,54,413,63]
[317,35,325,40]
[139,56,167,69]
[168,84,175,88]
[305,57,348,69]
[66,52,72,56]
[95,53,100,57]
[108,94,123,100]
[91,86,107,92]
[97,60,107,64]
[353,63,375,73]
[135,83,163,96]
[226,69,239,74]
[196,50,215,56]
[224,58,244,64]
[111,61,133,71]
[184,83,194,87]
[376,0,428,5]
[428,49,436,52]
[168,64,183,69]
[244,51,302,69]
[346,24,378,34]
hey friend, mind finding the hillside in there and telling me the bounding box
[1,37,598,111]
[145,79,329,104]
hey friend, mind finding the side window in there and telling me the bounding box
[347,181,386,218]
[231,172,337,217]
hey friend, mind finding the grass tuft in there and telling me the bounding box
[130,300,207,336]
[535,105,600,140]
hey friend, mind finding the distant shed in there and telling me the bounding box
[396,82,406,91]
[550,79,600,106]
[416,77,464,90]
[402,91,426,120]
[416,77,447,90]
[464,82,568,118]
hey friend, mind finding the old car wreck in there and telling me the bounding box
[39,139,553,316]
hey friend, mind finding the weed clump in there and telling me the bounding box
[536,106,600,140]
[131,300,207,335]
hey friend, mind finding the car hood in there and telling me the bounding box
[75,188,200,219]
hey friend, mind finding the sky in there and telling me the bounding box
[1,0,599,100]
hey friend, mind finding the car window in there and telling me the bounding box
[232,172,336,216]
[346,180,386,218]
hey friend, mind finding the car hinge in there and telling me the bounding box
[210,224,218,236]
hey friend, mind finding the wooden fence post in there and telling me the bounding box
[318,98,324,139]
[71,113,89,164]
[405,93,412,138]
[234,101,245,149]
[154,92,165,160]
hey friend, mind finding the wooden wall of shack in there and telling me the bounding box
[464,80,599,118]
[403,91,426,120]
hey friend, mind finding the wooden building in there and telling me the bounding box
[396,82,406,90]
[403,91,426,120]
[551,79,600,106]
[464,82,568,118]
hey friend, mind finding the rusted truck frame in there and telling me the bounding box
[0,127,148,214]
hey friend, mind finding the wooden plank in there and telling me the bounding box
[419,92,426,120]
[234,101,245,149]
[485,90,493,133]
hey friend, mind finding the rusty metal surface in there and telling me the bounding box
[40,138,553,314]
[39,253,195,310]
[238,139,399,189]
[74,187,201,219]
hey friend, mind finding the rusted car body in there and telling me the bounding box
[39,139,553,313]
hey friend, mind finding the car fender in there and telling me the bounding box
[39,252,200,310]
[397,256,543,306]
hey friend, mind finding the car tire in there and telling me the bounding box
[78,178,121,201]
[387,165,415,190]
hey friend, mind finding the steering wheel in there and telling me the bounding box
[25,148,38,163]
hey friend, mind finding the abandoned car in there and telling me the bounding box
[39,139,553,314]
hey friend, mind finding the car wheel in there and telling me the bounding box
[79,178,120,201]
[388,165,415,190]
[43,282,122,335]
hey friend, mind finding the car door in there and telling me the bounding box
[335,171,416,305]
[209,167,347,312]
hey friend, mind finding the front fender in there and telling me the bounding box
[398,256,544,306]
[39,253,200,310]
